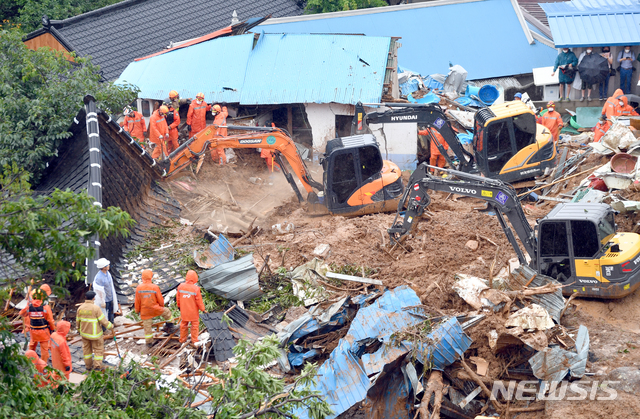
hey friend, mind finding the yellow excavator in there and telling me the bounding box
[158,125,404,216]
[389,164,640,299]
[353,100,558,184]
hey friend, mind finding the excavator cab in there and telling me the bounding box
[473,102,556,183]
[320,134,404,216]
[535,203,640,298]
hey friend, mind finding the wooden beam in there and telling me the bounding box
[326,272,383,285]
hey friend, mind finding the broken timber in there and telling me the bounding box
[325,272,383,286]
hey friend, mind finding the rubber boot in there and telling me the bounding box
[162,322,178,335]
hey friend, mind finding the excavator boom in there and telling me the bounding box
[389,164,537,266]
[160,125,322,201]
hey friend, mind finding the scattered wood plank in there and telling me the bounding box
[326,272,383,286]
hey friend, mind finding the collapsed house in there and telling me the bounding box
[34,96,180,304]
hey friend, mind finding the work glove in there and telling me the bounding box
[187,125,191,132]
[49,326,54,333]
[65,366,70,372]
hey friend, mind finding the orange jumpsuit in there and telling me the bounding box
[602,88,624,118]
[166,106,180,154]
[20,299,55,363]
[593,120,612,143]
[211,106,229,164]
[121,111,146,143]
[25,350,50,387]
[176,270,206,344]
[418,128,449,169]
[50,320,72,380]
[187,100,211,134]
[260,148,280,171]
[537,110,563,142]
[613,96,639,116]
[135,269,173,343]
[149,109,169,159]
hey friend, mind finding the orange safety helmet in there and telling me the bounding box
[169,90,179,99]
[212,104,221,112]
[196,92,205,100]
[159,105,169,114]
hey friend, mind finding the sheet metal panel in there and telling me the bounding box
[240,33,390,105]
[116,34,255,101]
[541,0,640,47]
[259,0,558,80]
[199,253,262,301]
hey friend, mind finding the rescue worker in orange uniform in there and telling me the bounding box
[537,101,564,142]
[25,350,50,387]
[602,88,624,118]
[164,102,181,154]
[176,270,206,345]
[418,127,449,171]
[135,269,176,349]
[121,106,146,145]
[149,105,170,159]
[186,92,211,135]
[166,90,191,114]
[593,116,612,143]
[20,286,55,363]
[76,290,113,371]
[211,104,228,164]
[614,96,639,116]
[50,320,72,380]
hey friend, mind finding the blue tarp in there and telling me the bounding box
[294,286,473,419]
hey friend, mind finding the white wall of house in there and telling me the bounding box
[304,103,418,170]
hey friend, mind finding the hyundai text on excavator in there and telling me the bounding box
[158,125,404,216]
[388,164,640,299]
[352,100,558,184]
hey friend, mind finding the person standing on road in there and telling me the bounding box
[76,290,113,371]
[135,269,177,350]
[598,46,613,101]
[177,270,206,345]
[93,258,118,324]
[618,46,635,94]
[19,286,55,363]
[50,320,72,380]
[551,48,578,101]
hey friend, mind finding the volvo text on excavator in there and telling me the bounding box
[352,101,558,184]
[388,164,640,299]
[158,125,405,217]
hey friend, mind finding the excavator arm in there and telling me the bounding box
[388,165,537,266]
[352,102,475,173]
[159,125,323,202]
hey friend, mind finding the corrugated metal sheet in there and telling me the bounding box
[541,0,640,47]
[194,234,234,269]
[116,34,255,102]
[240,33,389,105]
[507,265,566,323]
[259,0,558,80]
[199,254,262,301]
[529,324,589,381]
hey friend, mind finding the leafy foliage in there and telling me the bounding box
[304,0,387,14]
[0,164,134,291]
[207,335,332,419]
[248,266,303,314]
[0,26,138,181]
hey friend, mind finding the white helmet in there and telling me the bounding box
[95,258,110,269]
[123,106,133,116]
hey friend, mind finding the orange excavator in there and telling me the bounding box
[158,125,405,216]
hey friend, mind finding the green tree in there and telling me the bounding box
[0,26,138,182]
[304,0,387,14]
[0,164,134,290]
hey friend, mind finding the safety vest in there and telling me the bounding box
[28,304,48,330]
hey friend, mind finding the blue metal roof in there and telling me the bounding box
[540,0,640,47]
[240,33,390,104]
[116,34,255,102]
[116,33,390,104]
[258,0,558,80]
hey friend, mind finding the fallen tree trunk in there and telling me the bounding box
[417,370,443,419]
